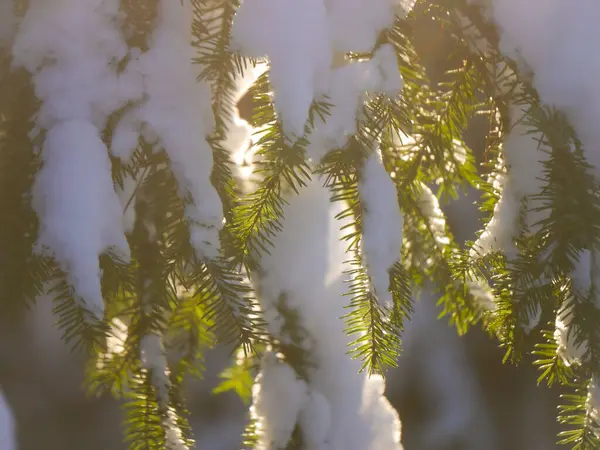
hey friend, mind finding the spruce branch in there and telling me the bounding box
[345,254,403,375]
[557,377,600,450]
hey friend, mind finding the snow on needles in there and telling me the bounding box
[359,151,403,309]
[325,0,395,54]
[140,333,190,450]
[488,0,600,180]
[232,0,404,143]
[12,0,225,316]
[253,177,403,450]
[306,44,404,163]
[251,354,309,449]
[119,0,224,260]
[554,250,600,367]
[231,0,332,140]
[234,4,406,444]
[12,0,136,319]
[470,100,548,332]
[478,0,600,364]
[33,121,129,318]
[12,0,141,131]
[472,102,548,259]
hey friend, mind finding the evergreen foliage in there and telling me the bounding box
[2,0,600,448]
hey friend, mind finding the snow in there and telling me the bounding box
[252,174,403,449]
[307,45,403,163]
[306,58,381,161]
[571,249,600,308]
[473,0,600,355]
[97,317,129,370]
[472,102,547,258]
[554,305,587,367]
[472,174,519,257]
[141,334,168,380]
[522,303,542,335]
[418,183,449,247]
[397,0,417,16]
[32,120,129,319]
[361,375,403,448]
[111,111,141,161]
[374,44,404,96]
[232,0,403,143]
[106,317,128,357]
[553,250,598,366]
[452,15,548,261]
[466,280,496,312]
[11,0,143,319]
[164,407,189,450]
[12,0,141,131]
[487,0,600,179]
[554,250,600,366]
[225,114,255,185]
[359,151,403,309]
[9,1,408,447]
[469,101,549,332]
[0,389,15,450]
[141,333,190,449]
[502,105,548,229]
[298,390,332,447]
[114,0,224,260]
[232,0,332,140]
[222,63,267,191]
[478,0,600,244]
[325,0,395,53]
[587,378,600,428]
[251,354,309,449]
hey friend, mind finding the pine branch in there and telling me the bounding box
[345,254,403,375]
[533,328,574,387]
[442,5,600,446]
[388,14,483,199]
[49,269,109,352]
[227,75,314,268]
[191,257,264,352]
[241,416,261,450]
[124,372,166,450]
[318,136,407,374]
[213,347,257,404]
[228,138,309,269]
[389,261,414,334]
[194,0,249,214]
[166,287,214,378]
[557,378,600,450]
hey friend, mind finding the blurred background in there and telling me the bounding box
[0,4,562,450]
